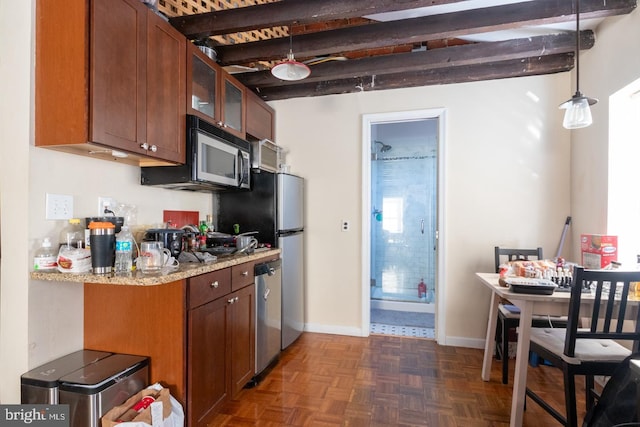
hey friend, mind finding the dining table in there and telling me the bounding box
[477,272,578,426]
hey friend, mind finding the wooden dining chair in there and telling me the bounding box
[494,246,544,384]
[526,267,640,427]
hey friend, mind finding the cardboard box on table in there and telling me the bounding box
[581,234,618,269]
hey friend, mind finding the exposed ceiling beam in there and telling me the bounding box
[169,0,467,40]
[237,31,594,88]
[214,0,635,65]
[255,53,575,100]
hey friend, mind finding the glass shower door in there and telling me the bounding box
[370,120,437,304]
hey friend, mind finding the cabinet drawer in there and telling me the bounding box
[231,262,254,292]
[189,269,232,309]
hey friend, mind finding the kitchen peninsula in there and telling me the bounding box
[31,248,280,427]
[30,249,279,285]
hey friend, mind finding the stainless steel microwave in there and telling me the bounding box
[141,115,250,192]
[251,139,280,172]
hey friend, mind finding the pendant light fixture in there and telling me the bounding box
[271,31,310,81]
[559,0,597,129]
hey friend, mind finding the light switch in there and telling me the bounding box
[45,193,73,220]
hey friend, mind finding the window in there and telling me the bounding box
[382,197,403,234]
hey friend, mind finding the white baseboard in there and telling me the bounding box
[440,336,485,349]
[370,300,435,313]
[304,323,368,337]
[303,324,485,350]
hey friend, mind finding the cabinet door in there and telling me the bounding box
[230,284,255,397]
[221,73,246,139]
[91,0,147,153]
[246,90,275,141]
[188,296,230,426]
[186,43,221,125]
[145,10,186,164]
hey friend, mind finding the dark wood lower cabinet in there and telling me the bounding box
[229,285,255,397]
[188,283,255,425]
[188,295,229,425]
[84,260,259,427]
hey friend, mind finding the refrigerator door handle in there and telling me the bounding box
[263,287,270,300]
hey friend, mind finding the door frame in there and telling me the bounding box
[361,108,447,344]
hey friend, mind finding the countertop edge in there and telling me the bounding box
[30,249,281,286]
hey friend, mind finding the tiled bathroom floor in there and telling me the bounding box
[370,322,435,338]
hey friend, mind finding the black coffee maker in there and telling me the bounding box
[143,228,184,258]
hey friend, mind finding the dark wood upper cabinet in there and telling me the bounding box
[246,90,275,141]
[186,43,246,139]
[36,0,186,166]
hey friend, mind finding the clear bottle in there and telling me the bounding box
[114,226,134,276]
[59,218,85,249]
[33,237,58,271]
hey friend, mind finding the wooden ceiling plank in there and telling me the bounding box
[237,31,594,88]
[169,0,467,39]
[255,54,575,100]
[214,0,636,65]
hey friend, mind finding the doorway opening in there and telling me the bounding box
[362,109,446,341]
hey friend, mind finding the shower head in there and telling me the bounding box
[374,140,392,152]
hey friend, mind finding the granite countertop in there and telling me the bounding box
[30,248,281,286]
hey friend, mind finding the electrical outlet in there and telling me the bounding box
[45,193,73,220]
[98,197,117,215]
[341,220,350,232]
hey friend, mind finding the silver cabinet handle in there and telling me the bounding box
[150,144,157,152]
[210,281,219,288]
[421,219,424,234]
[140,142,149,150]
[228,297,235,304]
[241,271,249,277]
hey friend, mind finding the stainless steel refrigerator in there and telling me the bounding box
[218,171,304,349]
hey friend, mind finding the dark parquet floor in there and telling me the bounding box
[209,332,586,426]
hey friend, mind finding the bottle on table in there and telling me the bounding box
[114,225,134,276]
[34,237,57,271]
[59,218,85,249]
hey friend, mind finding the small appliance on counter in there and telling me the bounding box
[143,228,184,258]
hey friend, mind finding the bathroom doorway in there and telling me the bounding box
[362,109,445,340]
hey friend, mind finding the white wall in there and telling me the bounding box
[0,0,32,405]
[271,73,572,345]
[0,0,213,403]
[570,8,640,259]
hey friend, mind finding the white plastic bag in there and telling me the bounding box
[102,383,184,427]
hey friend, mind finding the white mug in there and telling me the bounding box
[162,248,179,268]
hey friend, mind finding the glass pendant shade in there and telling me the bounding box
[271,52,310,81]
[559,0,598,129]
[560,93,596,129]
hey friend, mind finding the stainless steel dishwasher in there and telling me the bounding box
[254,258,282,380]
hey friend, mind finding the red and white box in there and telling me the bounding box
[581,234,618,269]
